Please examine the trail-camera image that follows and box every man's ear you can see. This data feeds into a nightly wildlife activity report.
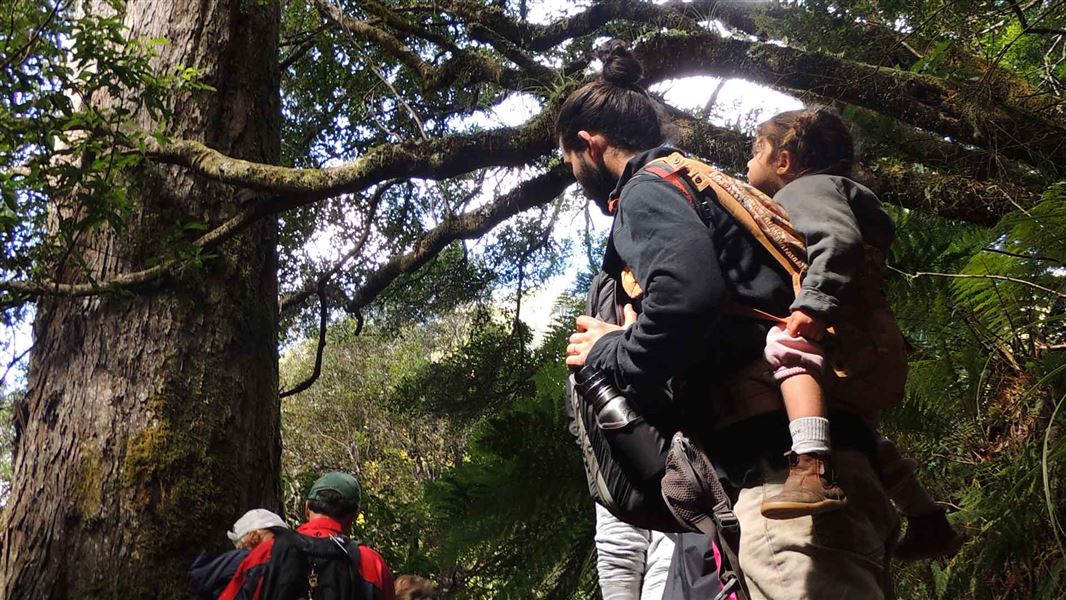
[774,149,793,176]
[577,130,606,162]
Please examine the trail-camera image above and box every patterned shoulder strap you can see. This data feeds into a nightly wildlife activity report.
[645,152,806,295]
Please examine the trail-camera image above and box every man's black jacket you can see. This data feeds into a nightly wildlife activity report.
[585,146,794,400]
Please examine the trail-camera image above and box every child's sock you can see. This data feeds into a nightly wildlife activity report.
[789,416,831,455]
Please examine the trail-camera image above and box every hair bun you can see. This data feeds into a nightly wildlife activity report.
[792,110,820,140]
[596,39,643,87]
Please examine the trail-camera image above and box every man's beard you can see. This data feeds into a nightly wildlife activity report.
[576,159,618,215]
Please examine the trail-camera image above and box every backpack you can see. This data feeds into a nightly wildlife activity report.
[566,273,749,600]
[257,532,372,600]
[566,272,683,532]
[642,152,908,415]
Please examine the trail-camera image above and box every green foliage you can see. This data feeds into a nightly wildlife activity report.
[0,0,214,298]
[391,308,535,420]
[0,388,18,507]
[365,243,499,335]
[424,395,597,599]
[883,184,1066,599]
[281,290,598,598]
[421,303,597,599]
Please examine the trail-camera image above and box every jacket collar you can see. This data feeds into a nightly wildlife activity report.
[298,515,344,536]
[607,145,682,213]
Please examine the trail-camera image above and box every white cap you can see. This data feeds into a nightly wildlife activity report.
[227,508,289,542]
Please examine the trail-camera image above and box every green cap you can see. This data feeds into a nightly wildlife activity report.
[308,471,361,508]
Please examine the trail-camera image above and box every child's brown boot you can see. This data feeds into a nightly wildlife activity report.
[893,509,964,560]
[761,452,848,520]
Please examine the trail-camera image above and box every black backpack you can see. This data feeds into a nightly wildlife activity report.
[565,272,683,532]
[566,271,749,600]
[257,532,373,600]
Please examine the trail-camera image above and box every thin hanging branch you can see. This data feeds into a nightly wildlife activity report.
[280,283,330,398]
[0,0,67,73]
[326,12,430,140]
[0,344,34,389]
[510,198,563,335]
[702,78,727,114]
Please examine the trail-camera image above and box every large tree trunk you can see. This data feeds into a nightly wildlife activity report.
[0,1,282,597]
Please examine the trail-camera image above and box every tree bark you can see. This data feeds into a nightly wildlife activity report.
[0,0,282,598]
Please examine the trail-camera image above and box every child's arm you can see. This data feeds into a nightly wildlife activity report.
[774,177,865,330]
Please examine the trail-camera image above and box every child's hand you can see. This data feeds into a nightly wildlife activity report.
[622,303,638,328]
[786,309,827,341]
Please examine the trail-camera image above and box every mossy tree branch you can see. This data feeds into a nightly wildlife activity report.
[670,108,1040,226]
[313,0,546,92]
[638,31,1066,176]
[141,111,556,207]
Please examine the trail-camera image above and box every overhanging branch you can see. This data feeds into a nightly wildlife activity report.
[141,111,556,209]
[279,283,330,398]
[638,31,1066,174]
[346,165,573,312]
[314,0,541,92]
[669,108,1039,226]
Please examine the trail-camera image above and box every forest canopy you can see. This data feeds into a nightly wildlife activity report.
[0,1,1064,598]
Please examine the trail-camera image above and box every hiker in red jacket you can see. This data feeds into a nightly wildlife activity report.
[219,472,395,600]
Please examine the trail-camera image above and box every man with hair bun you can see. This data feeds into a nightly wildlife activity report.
[560,39,897,599]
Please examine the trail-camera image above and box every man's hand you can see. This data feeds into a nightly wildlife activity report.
[786,309,827,341]
[566,304,637,367]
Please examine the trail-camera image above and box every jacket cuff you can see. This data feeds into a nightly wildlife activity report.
[790,287,840,320]
[586,329,625,372]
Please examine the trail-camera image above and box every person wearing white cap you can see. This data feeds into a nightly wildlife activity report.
[190,508,289,599]
[227,508,290,550]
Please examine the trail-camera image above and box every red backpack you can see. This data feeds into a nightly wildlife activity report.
[643,152,908,416]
